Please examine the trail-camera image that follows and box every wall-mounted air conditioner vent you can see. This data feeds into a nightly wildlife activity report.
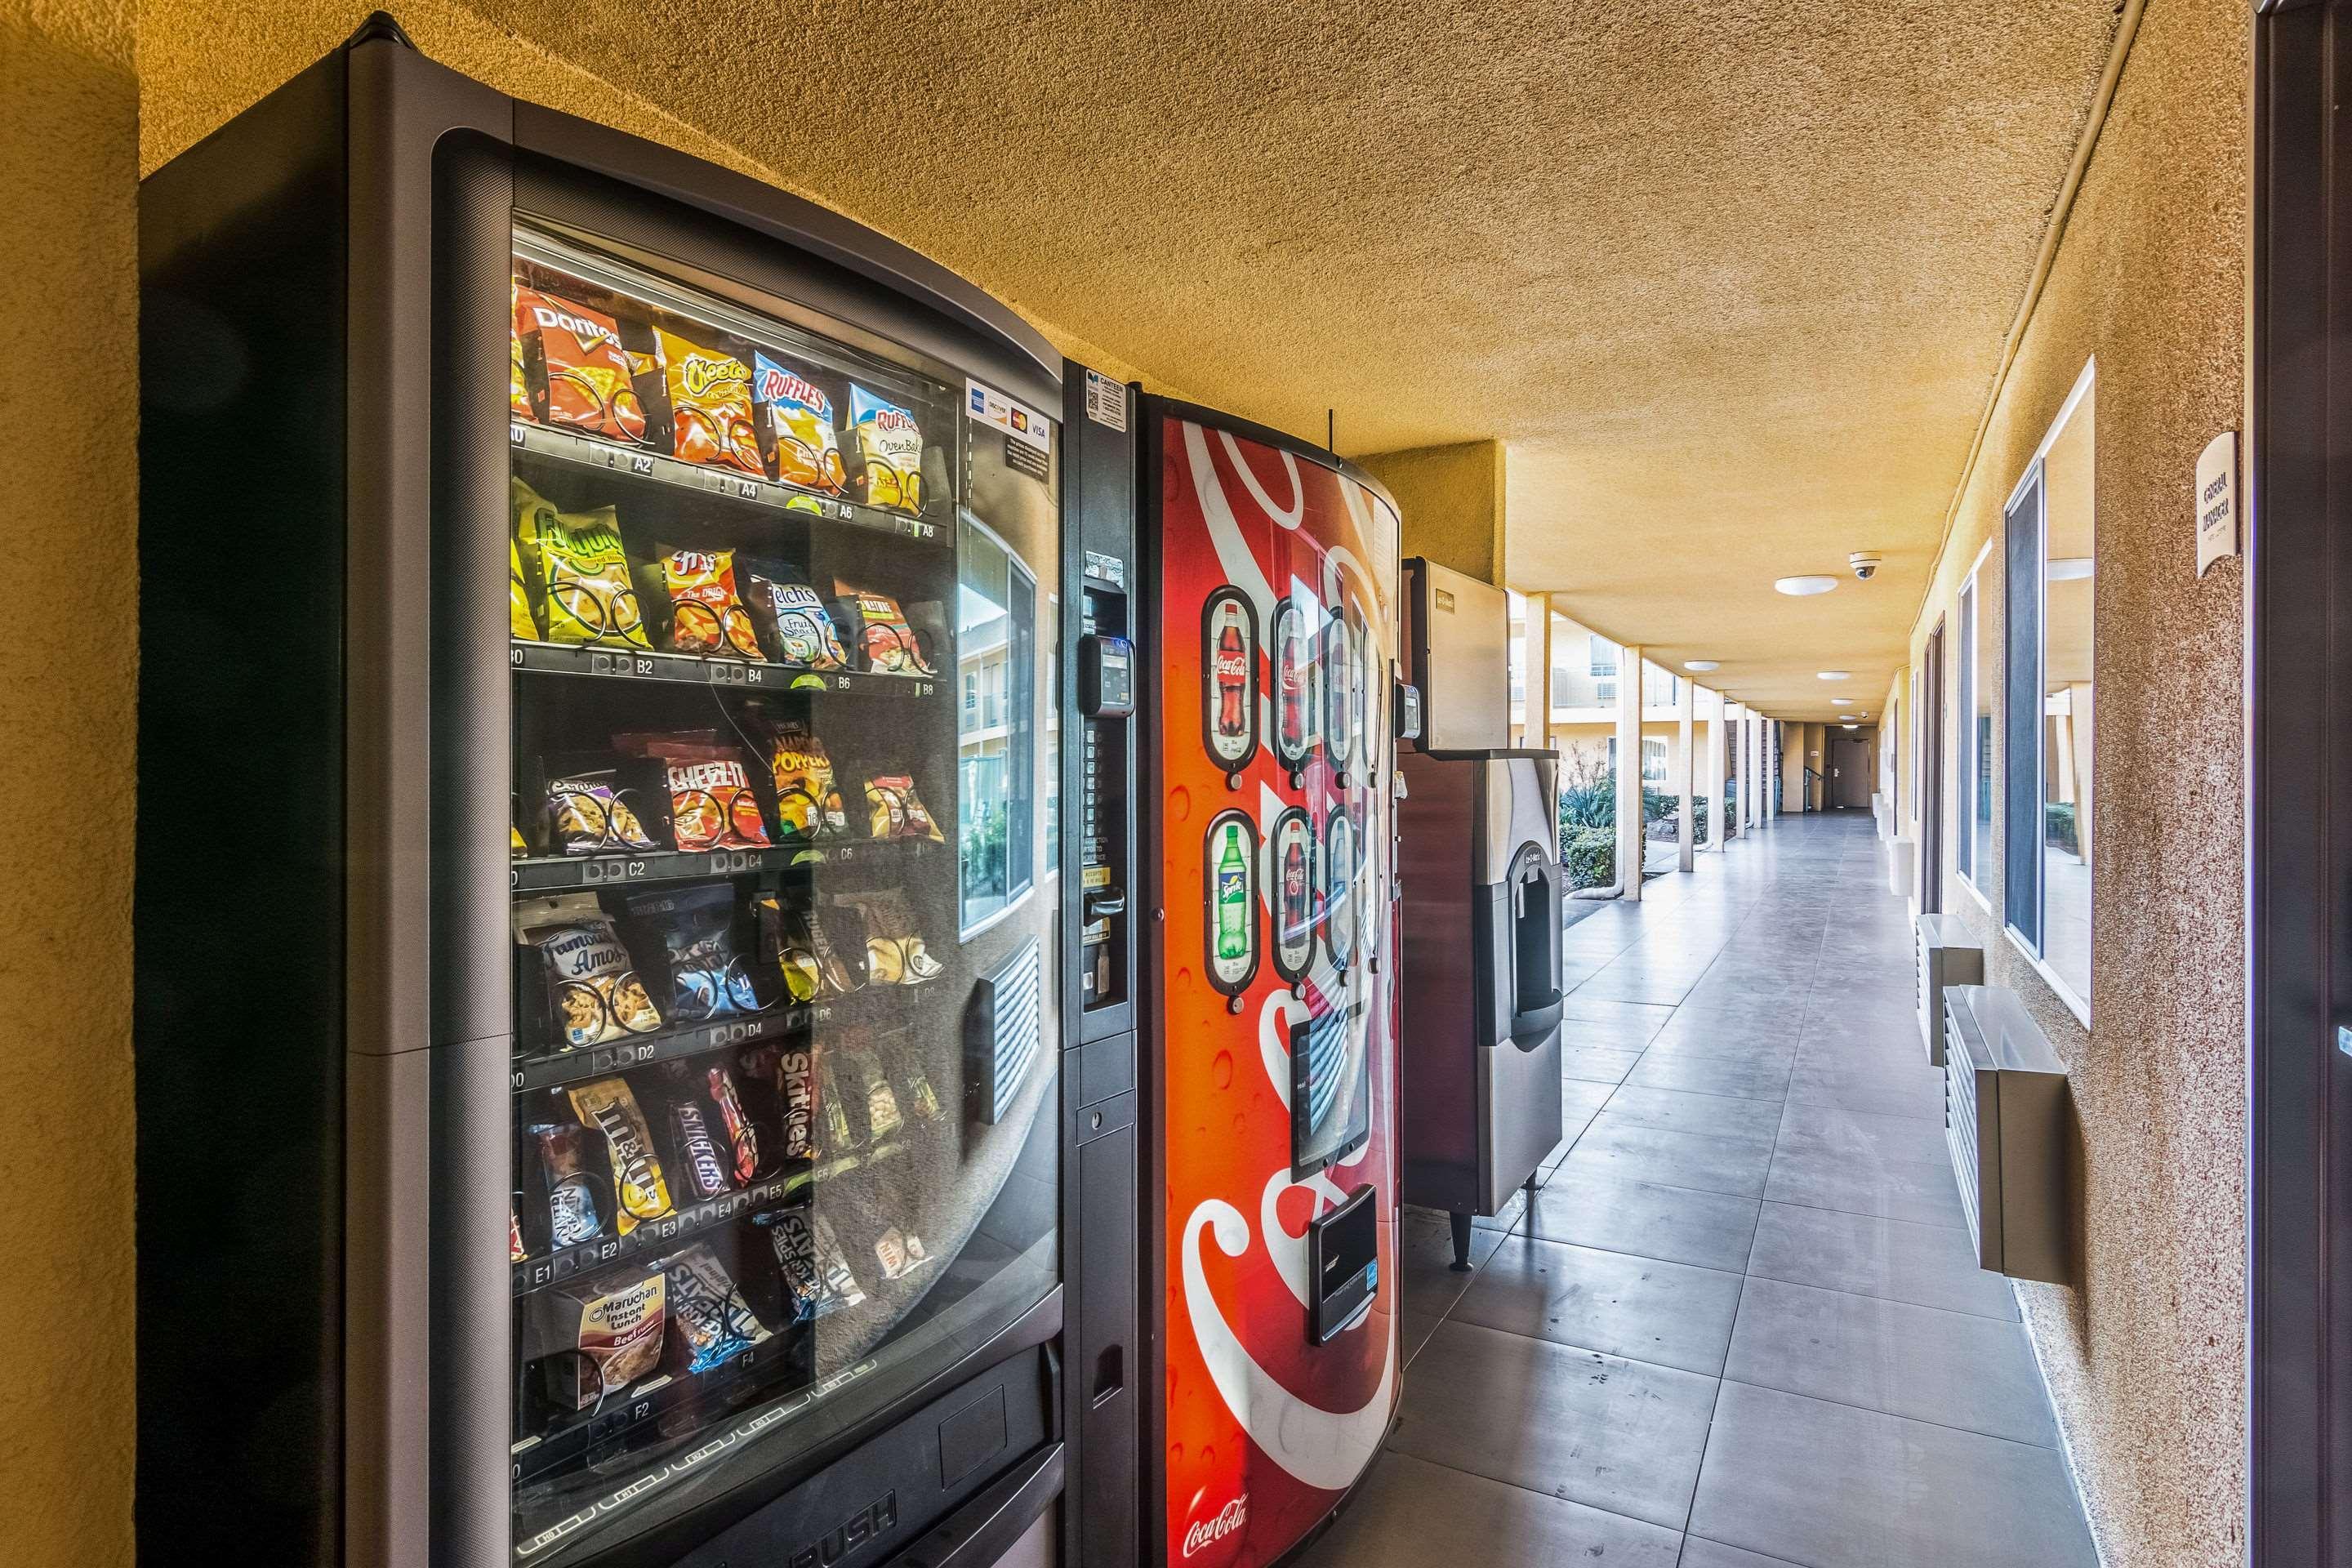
[1941,985,2068,1282]
[1915,914,1986,1067]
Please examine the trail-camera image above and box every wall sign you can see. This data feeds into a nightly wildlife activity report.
[2196,430,2238,577]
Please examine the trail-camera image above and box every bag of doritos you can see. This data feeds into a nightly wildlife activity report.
[654,546,766,661]
[754,354,846,494]
[510,276,537,421]
[514,285,648,444]
[849,385,924,514]
[654,327,763,475]
[514,478,649,649]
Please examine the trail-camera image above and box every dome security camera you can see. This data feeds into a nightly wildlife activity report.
[1849,551,1882,581]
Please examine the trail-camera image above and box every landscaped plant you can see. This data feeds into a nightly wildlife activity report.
[1561,825,1615,890]
[2045,802,2079,857]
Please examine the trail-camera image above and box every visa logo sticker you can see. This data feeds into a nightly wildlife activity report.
[967,377,1052,452]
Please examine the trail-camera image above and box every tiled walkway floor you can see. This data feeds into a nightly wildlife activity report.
[1301,810,2100,1568]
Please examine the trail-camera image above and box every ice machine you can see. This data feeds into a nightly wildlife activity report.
[1395,559,1565,1267]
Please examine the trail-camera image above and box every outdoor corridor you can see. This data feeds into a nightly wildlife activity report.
[1300,810,2100,1568]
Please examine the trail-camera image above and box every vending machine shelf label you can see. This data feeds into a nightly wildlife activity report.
[510,1005,822,1094]
[510,836,933,893]
[510,639,939,698]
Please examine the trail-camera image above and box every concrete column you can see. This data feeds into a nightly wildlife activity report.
[1617,643,1644,901]
[1766,720,1778,825]
[1703,688,1726,851]
[1722,701,1743,839]
[1526,594,1553,751]
[1677,672,1695,871]
[1748,713,1760,828]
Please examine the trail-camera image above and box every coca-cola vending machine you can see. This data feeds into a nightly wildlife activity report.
[1062,385,1405,1568]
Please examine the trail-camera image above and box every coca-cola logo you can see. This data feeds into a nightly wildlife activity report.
[1182,1495,1248,1558]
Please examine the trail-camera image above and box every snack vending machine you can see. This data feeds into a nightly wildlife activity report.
[1070,394,1405,1568]
[136,21,1129,1568]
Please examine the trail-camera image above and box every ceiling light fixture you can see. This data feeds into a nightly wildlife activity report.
[2048,557,2094,581]
[1816,670,1851,681]
[1775,576,1839,597]
[1684,659,1720,671]
[1842,722,1859,730]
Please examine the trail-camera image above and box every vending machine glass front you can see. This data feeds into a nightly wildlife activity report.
[501,223,1061,1563]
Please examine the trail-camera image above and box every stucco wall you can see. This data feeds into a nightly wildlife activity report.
[1357,439,1506,587]
[1900,1,2250,1561]
[2,3,139,1566]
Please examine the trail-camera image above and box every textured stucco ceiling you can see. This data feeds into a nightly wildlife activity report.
[149,0,2123,722]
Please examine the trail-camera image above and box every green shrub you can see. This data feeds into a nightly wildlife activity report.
[2045,802,2079,856]
[1561,826,1615,890]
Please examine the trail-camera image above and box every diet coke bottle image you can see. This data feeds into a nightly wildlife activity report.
[1202,587,1258,769]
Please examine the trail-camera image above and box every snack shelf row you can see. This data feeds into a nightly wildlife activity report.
[509,1321,825,1489]
[510,835,939,895]
[510,639,942,697]
[513,419,943,544]
[510,1138,906,1298]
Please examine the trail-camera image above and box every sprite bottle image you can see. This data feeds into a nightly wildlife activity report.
[1215,822,1250,962]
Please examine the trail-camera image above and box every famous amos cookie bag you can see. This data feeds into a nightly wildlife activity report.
[514,283,648,444]
[848,385,924,514]
[653,327,763,475]
[515,893,663,1049]
[753,354,845,494]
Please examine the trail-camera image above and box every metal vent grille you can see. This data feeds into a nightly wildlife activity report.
[1940,984,2069,1281]
[1917,914,1985,1067]
[969,936,1044,1125]
[1942,1004,1985,1254]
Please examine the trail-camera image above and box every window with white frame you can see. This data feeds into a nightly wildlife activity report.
[1956,563,1993,897]
[2002,361,2095,1020]
[1642,735,1668,785]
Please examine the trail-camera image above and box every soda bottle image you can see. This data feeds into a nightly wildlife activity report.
[1215,822,1250,961]
[1214,610,1248,742]
[1281,832,1310,941]
[1277,603,1308,759]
